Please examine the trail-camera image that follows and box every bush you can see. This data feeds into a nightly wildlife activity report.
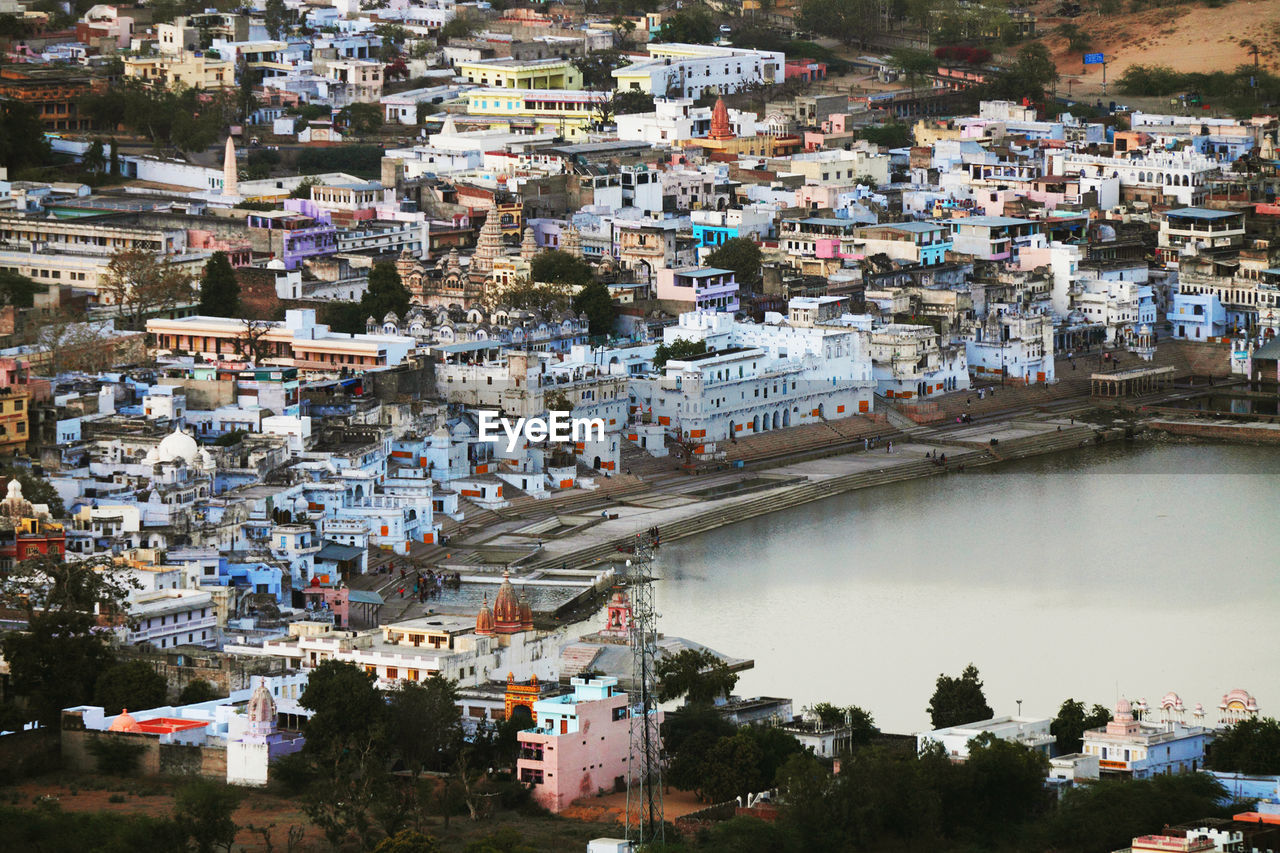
[86,737,146,776]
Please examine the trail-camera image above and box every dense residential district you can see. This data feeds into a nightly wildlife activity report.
[1,0,1280,850]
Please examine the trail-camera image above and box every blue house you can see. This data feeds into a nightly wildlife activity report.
[1170,293,1227,341]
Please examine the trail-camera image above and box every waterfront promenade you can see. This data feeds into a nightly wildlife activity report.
[352,341,1250,618]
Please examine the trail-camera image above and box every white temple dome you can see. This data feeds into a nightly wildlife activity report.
[155,428,200,465]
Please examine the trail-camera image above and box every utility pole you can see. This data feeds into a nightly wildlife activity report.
[625,536,664,848]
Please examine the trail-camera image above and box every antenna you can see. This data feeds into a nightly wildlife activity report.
[625,533,664,847]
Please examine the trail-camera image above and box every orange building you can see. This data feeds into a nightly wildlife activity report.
[0,66,104,132]
[0,358,33,455]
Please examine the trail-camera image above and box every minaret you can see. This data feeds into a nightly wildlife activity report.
[470,211,504,280]
[222,136,238,197]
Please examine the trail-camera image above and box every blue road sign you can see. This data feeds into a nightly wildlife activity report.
[1084,53,1105,65]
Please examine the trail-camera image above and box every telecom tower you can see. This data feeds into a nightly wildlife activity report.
[625,534,664,848]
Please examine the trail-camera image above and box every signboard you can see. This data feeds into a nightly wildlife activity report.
[1084,53,1105,65]
[1098,759,1128,769]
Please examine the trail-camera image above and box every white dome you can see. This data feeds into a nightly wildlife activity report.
[267,259,286,270]
[156,428,200,465]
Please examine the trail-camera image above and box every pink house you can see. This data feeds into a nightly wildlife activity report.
[516,676,661,813]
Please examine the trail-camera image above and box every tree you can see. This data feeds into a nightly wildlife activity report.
[83,139,107,174]
[233,319,275,364]
[173,779,243,853]
[926,663,993,729]
[573,280,617,338]
[290,175,321,199]
[299,660,388,850]
[891,48,936,95]
[198,252,240,318]
[0,552,137,621]
[94,660,168,716]
[1047,773,1230,853]
[489,277,573,314]
[179,679,220,704]
[963,733,1050,834]
[808,703,879,751]
[699,729,766,803]
[1051,698,1112,754]
[101,249,194,328]
[859,123,912,149]
[340,102,384,136]
[989,42,1059,103]
[609,15,636,49]
[263,0,289,40]
[439,16,476,43]
[657,648,738,706]
[530,249,593,287]
[388,676,463,776]
[0,469,64,518]
[1207,717,1280,775]
[364,261,411,320]
[0,100,51,176]
[704,237,763,292]
[1058,22,1091,53]
[657,8,716,44]
[0,270,38,309]
[653,337,707,369]
[2,610,117,725]
[798,0,879,49]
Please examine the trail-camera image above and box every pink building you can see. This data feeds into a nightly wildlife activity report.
[654,267,739,313]
[516,676,661,813]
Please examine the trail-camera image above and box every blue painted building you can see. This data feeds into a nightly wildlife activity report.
[1170,293,1227,341]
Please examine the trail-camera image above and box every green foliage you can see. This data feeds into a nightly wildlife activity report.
[263,0,290,40]
[1208,717,1280,775]
[1058,22,1092,52]
[986,42,1059,103]
[178,679,220,704]
[926,663,993,729]
[657,648,739,706]
[530,250,594,287]
[213,429,247,447]
[1117,64,1280,117]
[2,611,116,726]
[573,280,618,338]
[701,816,798,853]
[295,145,383,178]
[798,0,880,48]
[198,252,240,318]
[79,80,238,153]
[439,16,477,43]
[290,176,321,199]
[704,237,763,292]
[653,337,707,369]
[494,704,533,770]
[1,469,64,517]
[94,660,168,716]
[86,736,147,776]
[1045,773,1231,853]
[1051,698,1112,753]
[0,802,186,851]
[388,675,463,775]
[574,50,624,90]
[809,703,880,750]
[340,102,384,136]
[373,829,442,853]
[0,101,52,175]
[173,779,243,853]
[657,8,716,44]
[700,729,766,802]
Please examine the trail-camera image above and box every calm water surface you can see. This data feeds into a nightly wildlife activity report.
[652,442,1280,733]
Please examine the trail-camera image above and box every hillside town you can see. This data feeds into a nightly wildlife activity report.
[1,0,1280,850]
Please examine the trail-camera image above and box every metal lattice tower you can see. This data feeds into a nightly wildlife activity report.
[625,535,664,848]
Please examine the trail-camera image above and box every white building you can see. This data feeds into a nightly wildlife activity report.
[612,43,784,100]
[965,311,1056,385]
[917,715,1056,762]
[615,97,763,145]
[124,588,218,650]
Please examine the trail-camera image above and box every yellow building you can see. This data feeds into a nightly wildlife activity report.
[122,51,234,90]
[464,88,607,141]
[455,57,582,90]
